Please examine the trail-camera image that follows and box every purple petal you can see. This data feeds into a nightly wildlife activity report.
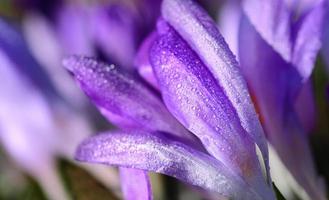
[161,0,271,185]
[76,130,265,200]
[63,55,197,145]
[272,112,327,200]
[89,4,137,69]
[150,21,274,200]
[239,16,301,134]
[0,50,57,177]
[242,0,292,62]
[119,168,152,200]
[239,16,326,200]
[217,0,241,58]
[55,3,94,56]
[135,31,159,89]
[292,0,326,81]
[294,81,316,133]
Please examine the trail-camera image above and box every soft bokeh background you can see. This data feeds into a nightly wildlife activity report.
[0,0,328,199]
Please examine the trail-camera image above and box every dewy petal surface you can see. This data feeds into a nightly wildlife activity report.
[63,55,196,144]
[75,131,264,200]
[119,168,152,200]
[161,0,271,185]
[150,21,274,200]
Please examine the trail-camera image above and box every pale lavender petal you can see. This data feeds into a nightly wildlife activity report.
[239,15,301,132]
[89,4,137,69]
[76,131,264,200]
[55,3,94,56]
[242,0,292,62]
[0,52,61,195]
[135,31,159,89]
[239,16,326,200]
[63,55,197,145]
[150,22,274,200]
[161,0,271,185]
[120,168,152,200]
[292,0,326,81]
[294,81,316,133]
[22,13,88,108]
[217,0,241,58]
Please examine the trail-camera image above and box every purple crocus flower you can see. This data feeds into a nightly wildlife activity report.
[237,0,327,199]
[64,0,276,199]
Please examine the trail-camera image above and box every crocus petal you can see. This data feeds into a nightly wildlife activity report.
[161,0,271,185]
[135,31,159,89]
[217,0,241,58]
[273,112,326,200]
[242,0,292,62]
[89,4,137,69]
[63,55,197,145]
[292,0,326,81]
[294,81,316,133]
[239,16,326,200]
[120,168,152,200]
[76,131,265,200]
[239,15,301,133]
[150,21,274,200]
[55,3,94,56]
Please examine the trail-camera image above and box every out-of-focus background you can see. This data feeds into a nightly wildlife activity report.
[0,0,328,200]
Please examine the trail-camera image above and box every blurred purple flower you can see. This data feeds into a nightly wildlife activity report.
[64,0,276,199]
[0,17,121,200]
[233,0,327,199]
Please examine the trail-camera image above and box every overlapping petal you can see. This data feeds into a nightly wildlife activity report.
[292,0,326,81]
[294,82,316,133]
[55,3,94,56]
[150,21,273,200]
[63,55,197,144]
[89,4,137,68]
[243,0,326,83]
[135,31,159,89]
[160,0,271,183]
[218,0,242,58]
[242,0,292,62]
[75,130,264,200]
[119,168,152,200]
[239,15,326,200]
